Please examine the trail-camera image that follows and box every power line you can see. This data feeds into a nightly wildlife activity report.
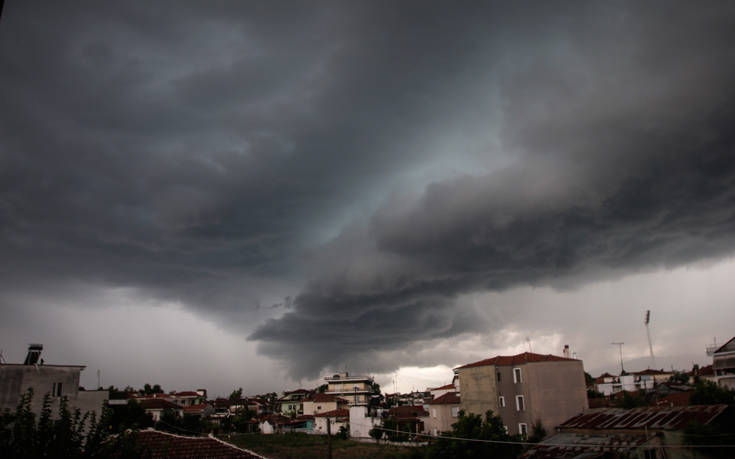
[369,425,735,449]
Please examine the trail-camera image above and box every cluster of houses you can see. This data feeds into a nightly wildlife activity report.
[2,336,734,458]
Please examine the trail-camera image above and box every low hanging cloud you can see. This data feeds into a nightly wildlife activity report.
[2,2,735,382]
[251,3,735,377]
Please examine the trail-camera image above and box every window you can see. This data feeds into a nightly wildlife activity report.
[451,407,459,417]
[513,368,522,383]
[518,423,528,438]
[515,395,525,411]
[497,371,502,382]
[498,396,505,408]
[52,382,62,397]
[503,425,509,434]
[317,405,322,410]
[432,408,437,418]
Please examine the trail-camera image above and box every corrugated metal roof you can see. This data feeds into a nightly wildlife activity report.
[560,405,727,431]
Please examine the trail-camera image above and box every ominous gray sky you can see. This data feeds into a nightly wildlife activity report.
[2,1,735,396]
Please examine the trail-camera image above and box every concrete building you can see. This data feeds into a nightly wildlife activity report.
[428,383,455,400]
[709,336,735,389]
[424,392,460,436]
[314,408,349,435]
[278,389,310,416]
[348,405,382,439]
[455,351,588,437]
[0,344,108,420]
[302,393,348,416]
[323,372,374,406]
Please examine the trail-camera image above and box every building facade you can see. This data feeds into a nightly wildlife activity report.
[710,336,735,389]
[323,372,374,406]
[0,345,108,420]
[456,352,588,437]
[424,392,460,436]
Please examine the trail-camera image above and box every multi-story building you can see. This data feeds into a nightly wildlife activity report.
[709,336,735,389]
[455,351,588,437]
[0,344,108,420]
[278,389,310,416]
[323,372,374,406]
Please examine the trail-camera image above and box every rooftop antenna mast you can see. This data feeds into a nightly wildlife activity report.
[611,342,625,374]
[644,310,655,369]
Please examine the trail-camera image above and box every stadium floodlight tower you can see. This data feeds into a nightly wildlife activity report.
[645,310,655,369]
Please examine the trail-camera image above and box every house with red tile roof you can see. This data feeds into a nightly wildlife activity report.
[302,393,348,416]
[137,399,183,422]
[128,429,265,458]
[428,383,455,399]
[425,392,461,436]
[455,351,587,437]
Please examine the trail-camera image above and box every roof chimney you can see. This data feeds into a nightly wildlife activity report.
[563,344,570,359]
[24,343,43,365]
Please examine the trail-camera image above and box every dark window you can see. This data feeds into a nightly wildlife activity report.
[497,372,501,382]
[52,382,62,397]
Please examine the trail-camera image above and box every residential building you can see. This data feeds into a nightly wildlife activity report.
[314,408,349,434]
[323,372,374,406]
[278,389,310,416]
[428,383,455,400]
[302,393,348,416]
[424,392,461,436]
[138,398,183,422]
[523,404,729,459]
[348,405,383,439]
[594,370,668,396]
[170,390,207,407]
[709,336,735,389]
[388,405,429,435]
[455,351,588,436]
[0,344,108,420]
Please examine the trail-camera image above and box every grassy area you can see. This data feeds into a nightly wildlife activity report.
[221,432,422,459]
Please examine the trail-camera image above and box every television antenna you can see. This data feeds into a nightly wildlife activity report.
[611,342,625,373]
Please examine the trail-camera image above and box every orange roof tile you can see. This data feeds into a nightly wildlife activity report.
[457,352,577,369]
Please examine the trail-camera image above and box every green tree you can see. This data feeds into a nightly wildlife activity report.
[229,388,244,400]
[528,419,547,443]
[425,410,522,459]
[690,381,735,405]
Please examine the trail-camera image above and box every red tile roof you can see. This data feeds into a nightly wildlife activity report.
[138,399,182,410]
[389,406,429,419]
[655,392,691,407]
[174,391,201,397]
[632,369,670,376]
[427,392,460,405]
[183,403,210,413]
[314,408,349,418]
[428,383,455,391]
[560,405,727,431]
[457,352,578,369]
[130,430,263,458]
[305,393,348,403]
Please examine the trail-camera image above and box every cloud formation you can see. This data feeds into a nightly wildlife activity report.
[1,2,735,380]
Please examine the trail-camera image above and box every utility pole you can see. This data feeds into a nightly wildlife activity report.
[326,418,332,459]
[611,342,625,373]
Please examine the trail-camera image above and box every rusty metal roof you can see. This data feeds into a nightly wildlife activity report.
[560,405,727,431]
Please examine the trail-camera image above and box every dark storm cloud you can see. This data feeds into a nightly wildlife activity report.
[2,2,735,378]
[251,2,735,376]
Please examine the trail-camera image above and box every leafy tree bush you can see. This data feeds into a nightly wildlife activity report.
[0,388,148,458]
[528,419,547,443]
[425,410,522,459]
[229,388,243,400]
[690,381,735,405]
